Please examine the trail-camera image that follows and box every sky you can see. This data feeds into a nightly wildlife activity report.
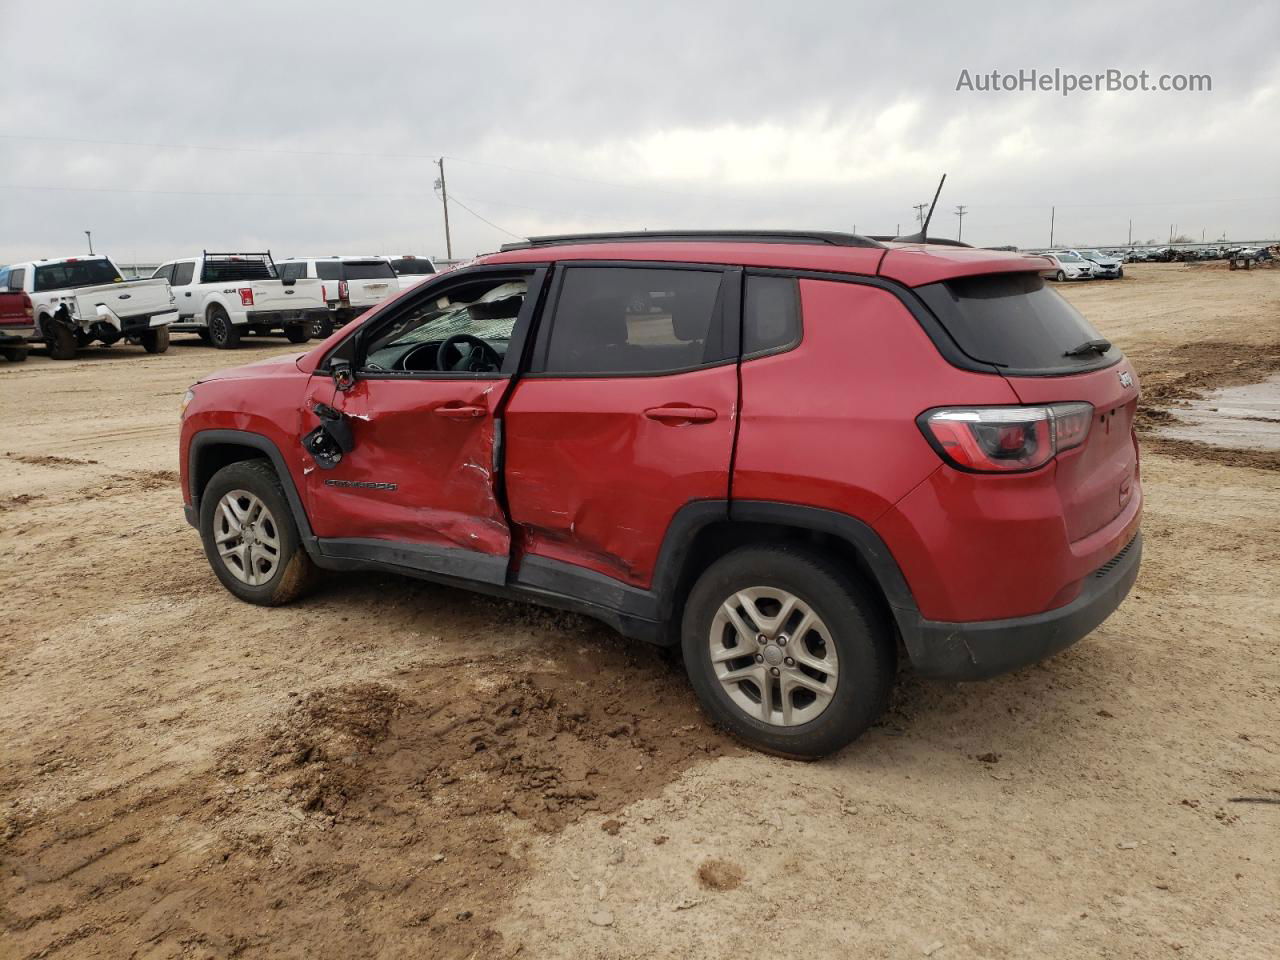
[1,0,1276,264]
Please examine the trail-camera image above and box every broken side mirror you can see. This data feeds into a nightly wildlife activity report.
[302,401,355,470]
[331,359,355,392]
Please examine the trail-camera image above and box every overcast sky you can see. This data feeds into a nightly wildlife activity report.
[1,0,1276,264]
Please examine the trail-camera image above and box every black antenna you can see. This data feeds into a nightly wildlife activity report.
[894,174,947,243]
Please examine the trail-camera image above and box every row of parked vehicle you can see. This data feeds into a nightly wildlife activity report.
[0,252,438,361]
[1026,249,1125,282]
[1122,244,1274,264]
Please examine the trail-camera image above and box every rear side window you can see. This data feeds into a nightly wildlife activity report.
[33,259,123,291]
[916,272,1120,375]
[151,264,175,284]
[537,267,727,375]
[315,261,343,281]
[5,267,24,292]
[278,262,306,283]
[743,275,801,355]
[342,259,396,280]
[172,262,195,286]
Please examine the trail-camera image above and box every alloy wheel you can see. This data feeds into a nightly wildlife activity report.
[213,489,281,585]
[708,587,839,726]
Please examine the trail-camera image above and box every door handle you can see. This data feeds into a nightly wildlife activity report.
[644,405,717,424]
[433,403,487,420]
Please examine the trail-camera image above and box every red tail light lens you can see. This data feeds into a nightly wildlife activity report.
[338,280,349,301]
[22,294,33,318]
[919,403,1093,473]
[238,288,254,306]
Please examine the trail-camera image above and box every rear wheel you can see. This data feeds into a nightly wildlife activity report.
[311,316,335,339]
[197,328,213,345]
[681,546,895,758]
[284,324,312,344]
[1055,270,1066,282]
[207,306,240,349]
[198,459,318,605]
[46,319,77,360]
[141,326,170,354]
[1,347,28,362]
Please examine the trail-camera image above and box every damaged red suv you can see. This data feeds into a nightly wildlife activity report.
[179,231,1142,757]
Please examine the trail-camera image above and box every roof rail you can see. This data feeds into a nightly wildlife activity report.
[499,230,885,252]
[869,235,974,249]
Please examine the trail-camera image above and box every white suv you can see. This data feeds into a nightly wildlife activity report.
[383,254,438,290]
[275,256,400,336]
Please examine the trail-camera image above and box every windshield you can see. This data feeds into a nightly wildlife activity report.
[32,258,123,291]
[1080,250,1105,258]
[1057,252,1083,262]
[391,258,436,276]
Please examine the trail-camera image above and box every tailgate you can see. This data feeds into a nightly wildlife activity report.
[346,276,396,306]
[75,279,173,319]
[1004,360,1141,543]
[252,278,324,310]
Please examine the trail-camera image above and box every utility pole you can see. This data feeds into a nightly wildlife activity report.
[1049,206,1055,248]
[1127,219,1132,247]
[434,158,453,260]
[84,230,93,255]
[954,204,967,242]
[913,203,928,227]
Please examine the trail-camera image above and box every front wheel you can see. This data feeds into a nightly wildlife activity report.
[681,546,895,758]
[198,459,318,606]
[1055,270,1066,282]
[207,306,241,349]
[141,326,170,354]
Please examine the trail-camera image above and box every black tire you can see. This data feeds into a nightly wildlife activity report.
[46,319,77,360]
[1117,267,1124,279]
[207,306,241,349]
[198,459,318,606]
[1,347,28,362]
[197,328,213,345]
[1055,270,1066,282]
[311,316,335,339]
[284,324,312,344]
[680,546,895,759]
[141,326,170,354]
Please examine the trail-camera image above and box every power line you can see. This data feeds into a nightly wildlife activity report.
[447,193,523,240]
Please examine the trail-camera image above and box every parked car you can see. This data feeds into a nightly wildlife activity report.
[1075,249,1123,279]
[276,257,401,336]
[1034,251,1094,281]
[155,252,329,348]
[178,229,1142,758]
[384,254,439,290]
[2,256,176,359]
[0,270,34,361]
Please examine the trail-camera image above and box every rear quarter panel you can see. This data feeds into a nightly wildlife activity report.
[733,278,1019,522]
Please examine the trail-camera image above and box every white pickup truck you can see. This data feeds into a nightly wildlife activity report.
[154,252,331,348]
[2,256,177,359]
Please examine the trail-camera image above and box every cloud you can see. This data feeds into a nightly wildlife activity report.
[0,0,1276,261]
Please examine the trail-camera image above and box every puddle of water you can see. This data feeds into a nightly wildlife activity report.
[1158,374,1280,451]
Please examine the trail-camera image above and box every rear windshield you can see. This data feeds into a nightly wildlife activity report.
[33,259,123,291]
[916,272,1121,375]
[391,258,436,276]
[201,257,275,283]
[341,260,396,280]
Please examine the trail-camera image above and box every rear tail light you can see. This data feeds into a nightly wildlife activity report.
[918,403,1093,473]
[338,280,349,302]
[22,294,33,318]
[239,288,254,307]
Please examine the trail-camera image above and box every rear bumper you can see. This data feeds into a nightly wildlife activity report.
[904,531,1141,680]
[245,308,329,326]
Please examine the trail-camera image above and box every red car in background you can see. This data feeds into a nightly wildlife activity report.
[178,230,1142,757]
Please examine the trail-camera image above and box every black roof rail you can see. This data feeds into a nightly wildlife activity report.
[499,230,886,252]
[869,235,974,248]
[202,250,275,260]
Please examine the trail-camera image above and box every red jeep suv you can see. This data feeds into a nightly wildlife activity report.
[179,231,1142,757]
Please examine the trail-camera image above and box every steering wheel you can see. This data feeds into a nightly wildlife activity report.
[436,333,502,372]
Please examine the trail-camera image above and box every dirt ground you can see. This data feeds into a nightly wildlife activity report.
[2,263,1278,959]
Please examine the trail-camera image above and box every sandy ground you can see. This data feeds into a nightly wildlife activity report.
[2,263,1278,959]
